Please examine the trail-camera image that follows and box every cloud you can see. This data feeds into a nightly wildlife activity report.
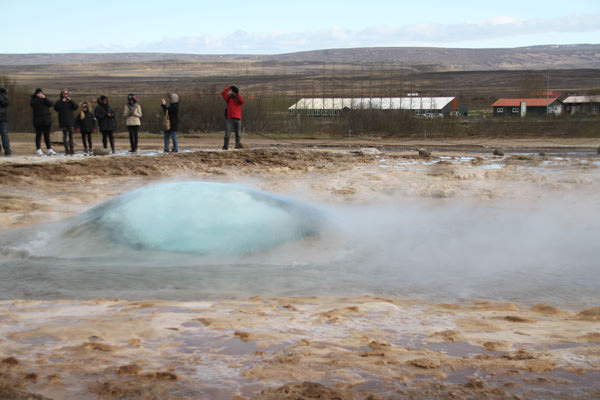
[77,14,600,54]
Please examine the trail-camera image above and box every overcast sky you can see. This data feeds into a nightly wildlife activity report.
[2,0,599,54]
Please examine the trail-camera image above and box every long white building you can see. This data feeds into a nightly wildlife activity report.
[288,97,467,117]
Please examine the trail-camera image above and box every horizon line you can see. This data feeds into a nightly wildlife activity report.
[1,43,597,56]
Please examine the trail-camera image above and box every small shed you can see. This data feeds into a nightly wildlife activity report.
[562,96,600,114]
[491,98,563,117]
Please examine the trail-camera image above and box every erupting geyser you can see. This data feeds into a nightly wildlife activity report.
[68,182,324,255]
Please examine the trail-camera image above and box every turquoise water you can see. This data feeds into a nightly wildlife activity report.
[62,181,323,255]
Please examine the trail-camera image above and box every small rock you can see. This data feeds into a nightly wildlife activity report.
[493,148,504,156]
[117,364,142,377]
[234,331,251,341]
[483,341,503,351]
[574,307,600,321]
[503,315,535,323]
[93,148,110,156]
[531,304,561,315]
[1,356,19,366]
[418,148,432,157]
[465,378,485,389]
[501,348,537,360]
[142,371,178,381]
[408,357,440,369]
[252,381,350,400]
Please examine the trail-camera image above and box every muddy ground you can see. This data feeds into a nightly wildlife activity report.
[1,135,600,399]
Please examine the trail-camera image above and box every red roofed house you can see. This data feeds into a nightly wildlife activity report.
[535,90,565,98]
[492,98,563,117]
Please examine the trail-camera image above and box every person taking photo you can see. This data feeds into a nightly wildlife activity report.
[221,85,245,150]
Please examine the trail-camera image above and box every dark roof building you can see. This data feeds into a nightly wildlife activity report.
[491,98,563,117]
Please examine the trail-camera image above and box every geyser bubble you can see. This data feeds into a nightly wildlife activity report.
[69,182,324,255]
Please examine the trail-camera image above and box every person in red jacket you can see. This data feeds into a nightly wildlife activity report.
[221,85,245,150]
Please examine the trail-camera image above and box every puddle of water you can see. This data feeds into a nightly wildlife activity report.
[217,338,259,356]
[18,335,60,345]
[425,341,491,357]
[474,163,503,170]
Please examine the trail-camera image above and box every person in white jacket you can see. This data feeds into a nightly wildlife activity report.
[124,93,142,153]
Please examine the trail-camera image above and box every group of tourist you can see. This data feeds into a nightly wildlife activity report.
[0,85,244,157]
[28,89,178,156]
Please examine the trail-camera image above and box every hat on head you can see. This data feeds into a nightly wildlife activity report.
[170,93,179,103]
[128,93,136,102]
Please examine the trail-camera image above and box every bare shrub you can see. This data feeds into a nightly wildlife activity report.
[1,75,33,132]
[339,109,421,137]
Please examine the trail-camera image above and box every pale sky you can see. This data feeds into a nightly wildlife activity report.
[1,0,599,54]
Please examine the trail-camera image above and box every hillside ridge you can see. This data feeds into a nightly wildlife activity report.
[1,44,599,70]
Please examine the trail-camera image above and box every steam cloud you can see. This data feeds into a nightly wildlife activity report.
[0,184,598,307]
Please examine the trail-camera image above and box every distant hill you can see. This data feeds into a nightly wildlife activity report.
[0,44,599,71]
[273,45,600,70]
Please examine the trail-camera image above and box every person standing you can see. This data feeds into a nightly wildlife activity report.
[221,85,245,150]
[30,88,56,156]
[94,95,116,153]
[124,93,142,153]
[161,93,179,153]
[53,89,78,155]
[0,87,10,156]
[76,100,96,155]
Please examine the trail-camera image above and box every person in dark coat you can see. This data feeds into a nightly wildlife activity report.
[0,87,10,156]
[53,88,78,155]
[161,93,179,153]
[94,95,116,153]
[76,100,97,155]
[30,88,56,156]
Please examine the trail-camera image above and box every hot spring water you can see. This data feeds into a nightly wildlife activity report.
[1,182,599,308]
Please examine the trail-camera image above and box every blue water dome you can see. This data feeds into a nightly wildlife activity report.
[73,182,324,255]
